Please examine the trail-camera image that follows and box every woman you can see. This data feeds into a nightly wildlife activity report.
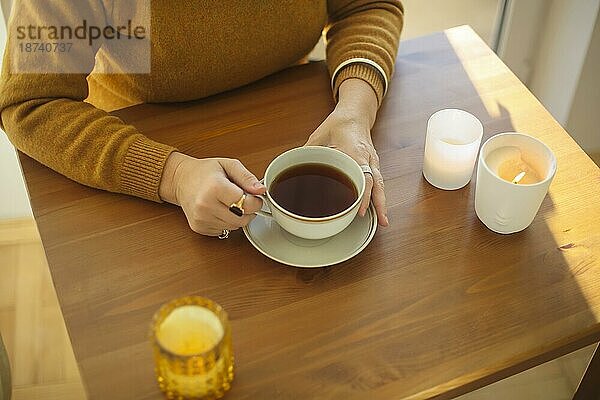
[0,1,403,237]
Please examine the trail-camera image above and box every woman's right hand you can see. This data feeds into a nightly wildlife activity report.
[159,152,266,236]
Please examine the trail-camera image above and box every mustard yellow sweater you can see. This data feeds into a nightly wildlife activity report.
[0,1,403,202]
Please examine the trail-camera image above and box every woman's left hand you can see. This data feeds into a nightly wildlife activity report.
[305,78,389,227]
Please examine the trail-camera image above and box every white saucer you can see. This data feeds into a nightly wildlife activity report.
[243,205,377,268]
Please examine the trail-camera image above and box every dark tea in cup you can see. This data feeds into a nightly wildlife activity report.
[269,163,358,218]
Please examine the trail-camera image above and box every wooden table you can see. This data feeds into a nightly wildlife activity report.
[19,26,600,399]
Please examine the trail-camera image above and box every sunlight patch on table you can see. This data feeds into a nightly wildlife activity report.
[445,27,505,119]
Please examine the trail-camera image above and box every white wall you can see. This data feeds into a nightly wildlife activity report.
[566,13,600,153]
[0,4,33,219]
[496,0,548,83]
[527,0,600,125]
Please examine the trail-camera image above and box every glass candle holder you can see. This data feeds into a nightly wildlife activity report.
[150,296,234,400]
[423,109,484,190]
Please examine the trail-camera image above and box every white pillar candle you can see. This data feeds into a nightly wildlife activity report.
[423,109,484,190]
[475,132,557,234]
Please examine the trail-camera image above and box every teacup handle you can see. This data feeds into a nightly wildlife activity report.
[253,194,273,218]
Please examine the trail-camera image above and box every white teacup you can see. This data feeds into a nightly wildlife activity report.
[256,146,365,240]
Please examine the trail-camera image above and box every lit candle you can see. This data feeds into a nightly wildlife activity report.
[485,145,543,184]
[151,297,234,400]
[511,171,527,184]
[157,305,224,355]
[423,109,484,190]
[475,133,557,234]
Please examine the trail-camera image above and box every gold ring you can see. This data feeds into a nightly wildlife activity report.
[229,193,246,217]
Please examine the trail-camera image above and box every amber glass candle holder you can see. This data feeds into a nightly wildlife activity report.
[150,296,234,400]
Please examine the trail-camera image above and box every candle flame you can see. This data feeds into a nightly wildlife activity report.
[512,171,526,184]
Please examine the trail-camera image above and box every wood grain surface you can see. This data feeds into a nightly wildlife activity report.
[18,26,600,399]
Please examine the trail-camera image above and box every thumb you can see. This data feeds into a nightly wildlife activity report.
[219,159,266,195]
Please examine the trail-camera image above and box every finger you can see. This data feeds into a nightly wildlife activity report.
[371,167,389,227]
[207,228,225,237]
[219,159,266,195]
[207,222,239,237]
[359,172,373,217]
[213,215,240,231]
[215,206,257,229]
[185,208,232,236]
[214,177,245,208]
[349,152,372,218]
[216,187,262,217]
[240,194,263,215]
[190,225,223,237]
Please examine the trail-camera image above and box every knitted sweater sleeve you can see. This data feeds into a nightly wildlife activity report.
[326,0,404,106]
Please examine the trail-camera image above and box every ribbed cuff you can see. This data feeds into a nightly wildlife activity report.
[333,63,386,106]
[120,136,177,202]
